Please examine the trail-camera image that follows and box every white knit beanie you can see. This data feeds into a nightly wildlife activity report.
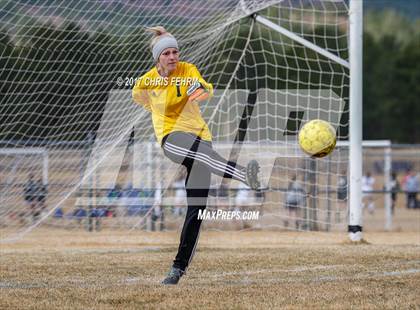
[152,35,179,62]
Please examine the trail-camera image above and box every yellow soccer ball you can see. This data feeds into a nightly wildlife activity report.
[298,119,336,158]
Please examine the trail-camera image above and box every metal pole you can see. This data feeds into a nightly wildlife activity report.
[309,158,318,231]
[87,132,94,232]
[384,147,392,230]
[255,15,349,68]
[147,142,152,189]
[42,150,48,186]
[326,157,332,231]
[348,0,363,242]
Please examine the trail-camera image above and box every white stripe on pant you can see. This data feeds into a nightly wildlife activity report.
[162,131,246,271]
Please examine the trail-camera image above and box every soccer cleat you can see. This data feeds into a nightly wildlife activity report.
[246,160,261,190]
[162,267,185,285]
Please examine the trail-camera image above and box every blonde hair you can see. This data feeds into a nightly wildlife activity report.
[147,26,174,49]
[147,26,179,62]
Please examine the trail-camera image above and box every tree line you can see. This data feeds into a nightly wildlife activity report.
[0,9,418,144]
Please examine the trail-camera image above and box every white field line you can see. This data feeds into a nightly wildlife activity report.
[0,247,167,255]
[1,268,419,289]
[1,261,419,289]
[207,264,344,278]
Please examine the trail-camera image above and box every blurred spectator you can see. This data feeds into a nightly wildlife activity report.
[390,172,400,215]
[234,182,251,211]
[362,171,375,214]
[151,182,164,231]
[255,188,265,217]
[284,175,306,230]
[401,168,411,189]
[89,207,102,231]
[172,174,186,216]
[23,174,37,220]
[123,183,142,216]
[35,178,47,214]
[404,170,419,209]
[336,170,348,223]
[107,184,123,217]
[73,207,87,226]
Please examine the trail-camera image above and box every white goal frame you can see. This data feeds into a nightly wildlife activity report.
[348,0,364,241]
[255,0,364,241]
[0,0,364,240]
[337,140,392,232]
[0,147,49,185]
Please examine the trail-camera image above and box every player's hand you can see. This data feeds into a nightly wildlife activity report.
[187,81,209,103]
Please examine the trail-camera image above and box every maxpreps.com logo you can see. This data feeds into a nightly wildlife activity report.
[197,209,260,221]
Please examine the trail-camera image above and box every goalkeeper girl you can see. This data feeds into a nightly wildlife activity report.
[132,26,260,285]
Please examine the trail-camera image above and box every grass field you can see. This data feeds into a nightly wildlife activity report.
[1,229,419,309]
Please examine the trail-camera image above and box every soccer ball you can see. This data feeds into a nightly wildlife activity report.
[298,119,336,158]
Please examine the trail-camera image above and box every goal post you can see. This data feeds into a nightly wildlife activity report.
[253,0,364,240]
[0,0,364,239]
[348,0,364,242]
[337,140,393,232]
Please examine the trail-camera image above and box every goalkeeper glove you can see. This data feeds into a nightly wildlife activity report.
[187,81,209,103]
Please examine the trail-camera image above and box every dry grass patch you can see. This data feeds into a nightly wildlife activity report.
[1,230,419,309]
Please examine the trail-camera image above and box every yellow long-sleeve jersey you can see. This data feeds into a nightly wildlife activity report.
[132,62,213,144]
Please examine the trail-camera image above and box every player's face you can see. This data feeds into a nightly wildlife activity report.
[159,48,179,72]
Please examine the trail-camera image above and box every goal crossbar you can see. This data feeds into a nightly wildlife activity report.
[255,15,350,68]
[0,147,49,185]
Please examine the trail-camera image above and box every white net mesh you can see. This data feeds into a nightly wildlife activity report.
[0,0,351,240]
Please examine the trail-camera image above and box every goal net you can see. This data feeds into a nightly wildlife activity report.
[0,0,351,240]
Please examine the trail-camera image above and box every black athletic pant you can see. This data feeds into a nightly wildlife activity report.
[162,131,247,271]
